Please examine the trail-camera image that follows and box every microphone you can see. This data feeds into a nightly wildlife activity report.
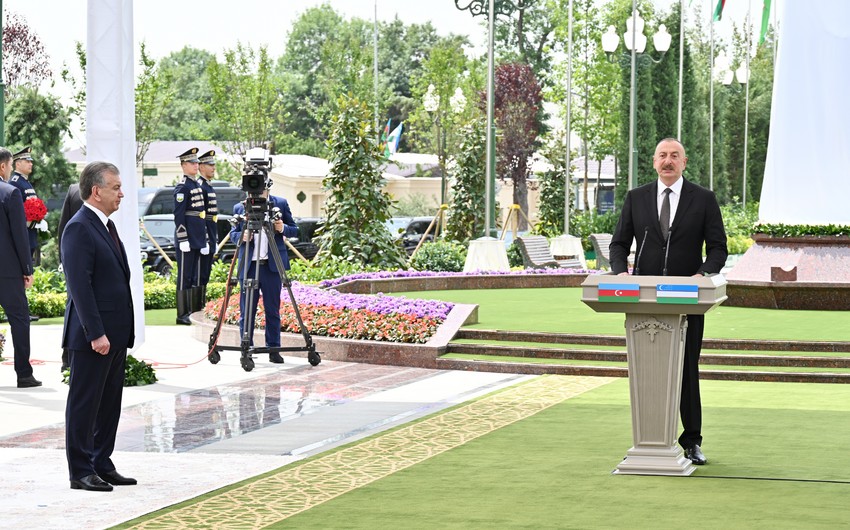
[633,227,649,275]
[662,227,673,276]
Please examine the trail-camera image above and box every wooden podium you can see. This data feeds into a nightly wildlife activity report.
[581,274,727,476]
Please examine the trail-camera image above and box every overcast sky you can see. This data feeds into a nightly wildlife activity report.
[6,0,774,81]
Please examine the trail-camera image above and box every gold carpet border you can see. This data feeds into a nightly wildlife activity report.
[127,375,613,530]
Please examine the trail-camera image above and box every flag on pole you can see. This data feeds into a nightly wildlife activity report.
[379,119,391,150]
[385,122,403,157]
[759,0,773,45]
[713,0,726,21]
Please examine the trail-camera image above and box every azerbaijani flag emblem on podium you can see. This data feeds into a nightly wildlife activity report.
[656,284,699,304]
[598,283,640,303]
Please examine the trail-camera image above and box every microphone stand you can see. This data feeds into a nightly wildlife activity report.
[662,228,673,276]
[633,227,649,275]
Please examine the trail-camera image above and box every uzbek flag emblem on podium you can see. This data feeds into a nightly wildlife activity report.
[598,283,640,303]
[656,284,699,304]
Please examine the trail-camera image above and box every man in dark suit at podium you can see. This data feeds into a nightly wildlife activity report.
[610,138,727,466]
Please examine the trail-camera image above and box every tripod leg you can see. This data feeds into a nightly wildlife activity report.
[264,223,321,366]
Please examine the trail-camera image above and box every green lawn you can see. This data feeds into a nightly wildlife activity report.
[398,287,850,342]
[32,308,176,326]
[277,379,850,529]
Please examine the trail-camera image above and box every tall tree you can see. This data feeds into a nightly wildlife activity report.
[154,46,218,140]
[322,94,406,269]
[135,43,175,164]
[1,11,51,92]
[494,0,560,87]
[446,116,487,243]
[494,62,543,230]
[206,44,284,168]
[5,86,76,193]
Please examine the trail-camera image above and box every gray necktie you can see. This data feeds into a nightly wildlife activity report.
[659,188,672,240]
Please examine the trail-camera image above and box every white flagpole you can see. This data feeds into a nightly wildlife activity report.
[87,0,145,348]
[677,0,684,139]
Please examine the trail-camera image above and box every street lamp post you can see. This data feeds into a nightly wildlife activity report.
[454,0,520,237]
[601,6,671,191]
[719,53,751,207]
[423,84,466,206]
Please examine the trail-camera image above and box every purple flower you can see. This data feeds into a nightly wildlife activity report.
[287,282,454,320]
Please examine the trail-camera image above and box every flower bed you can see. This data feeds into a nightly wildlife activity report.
[318,267,594,289]
[203,282,452,344]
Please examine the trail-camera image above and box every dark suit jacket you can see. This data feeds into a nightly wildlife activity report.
[230,196,299,272]
[610,178,727,276]
[61,206,135,351]
[0,182,33,278]
[57,184,83,261]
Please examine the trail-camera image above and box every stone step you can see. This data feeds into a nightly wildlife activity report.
[455,329,850,353]
[437,356,850,384]
[446,343,850,369]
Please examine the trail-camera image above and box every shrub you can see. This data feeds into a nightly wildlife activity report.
[288,256,377,284]
[409,240,467,272]
[62,354,157,386]
[209,260,233,283]
[727,235,754,255]
[28,292,67,318]
[506,241,523,268]
[206,282,234,302]
[144,281,176,309]
[31,267,66,294]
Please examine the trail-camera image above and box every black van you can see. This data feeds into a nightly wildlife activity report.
[138,183,246,216]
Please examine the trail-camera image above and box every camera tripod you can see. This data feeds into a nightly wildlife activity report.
[207,203,321,371]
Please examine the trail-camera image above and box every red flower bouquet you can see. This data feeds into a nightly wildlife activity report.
[24,197,47,229]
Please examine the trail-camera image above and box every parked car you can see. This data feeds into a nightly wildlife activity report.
[142,213,323,267]
[139,230,176,277]
[386,216,436,255]
[138,184,246,217]
[289,217,323,261]
[142,213,238,264]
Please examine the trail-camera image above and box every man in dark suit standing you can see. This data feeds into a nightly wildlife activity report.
[58,183,84,371]
[61,161,136,492]
[229,188,299,364]
[0,147,41,388]
[610,138,727,466]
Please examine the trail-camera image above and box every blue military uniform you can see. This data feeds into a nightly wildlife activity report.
[9,147,40,256]
[197,150,219,291]
[173,147,207,324]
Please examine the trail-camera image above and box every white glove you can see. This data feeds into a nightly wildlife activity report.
[200,244,210,255]
[179,241,190,252]
[36,220,49,232]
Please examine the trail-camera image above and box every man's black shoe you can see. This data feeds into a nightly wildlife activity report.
[176,315,191,325]
[70,474,113,492]
[17,375,42,388]
[269,352,284,364]
[98,469,137,486]
[684,445,707,465]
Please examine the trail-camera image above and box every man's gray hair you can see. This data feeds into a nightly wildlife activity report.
[80,161,120,200]
[0,147,11,164]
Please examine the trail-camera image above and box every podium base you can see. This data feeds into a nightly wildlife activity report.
[614,445,695,476]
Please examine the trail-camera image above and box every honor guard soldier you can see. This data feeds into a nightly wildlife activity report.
[10,147,40,260]
[173,147,209,325]
[197,149,218,304]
